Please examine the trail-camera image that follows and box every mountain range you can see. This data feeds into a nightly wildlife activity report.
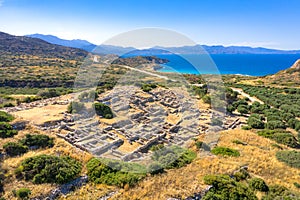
[0,32,87,60]
[27,33,300,55]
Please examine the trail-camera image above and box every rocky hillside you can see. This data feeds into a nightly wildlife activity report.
[264,59,300,86]
[0,31,88,60]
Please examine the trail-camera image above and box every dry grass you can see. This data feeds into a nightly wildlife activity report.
[12,104,67,125]
[0,125,94,200]
[59,184,115,200]
[109,129,300,200]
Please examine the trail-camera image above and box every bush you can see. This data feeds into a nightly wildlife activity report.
[237,105,249,115]
[249,178,269,192]
[232,168,250,181]
[211,118,223,126]
[257,129,299,148]
[202,95,211,104]
[247,116,264,129]
[67,101,85,114]
[141,83,157,92]
[0,122,18,138]
[94,102,113,119]
[294,182,300,189]
[262,184,298,200]
[148,162,164,175]
[87,158,146,187]
[151,146,196,169]
[16,155,82,184]
[20,134,54,149]
[203,174,257,200]
[195,141,211,151]
[232,140,247,145]
[211,146,240,157]
[15,188,31,199]
[37,88,59,99]
[3,142,28,157]
[0,111,14,122]
[265,120,286,130]
[276,150,300,169]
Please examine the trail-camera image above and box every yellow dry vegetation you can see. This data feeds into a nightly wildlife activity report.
[0,125,94,200]
[12,104,68,125]
[59,184,115,200]
[108,129,300,200]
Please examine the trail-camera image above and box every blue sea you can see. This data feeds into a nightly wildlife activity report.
[154,54,300,76]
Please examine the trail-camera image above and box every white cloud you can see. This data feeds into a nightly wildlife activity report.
[226,41,280,48]
[0,0,3,7]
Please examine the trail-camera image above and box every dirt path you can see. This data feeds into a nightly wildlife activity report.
[231,87,264,104]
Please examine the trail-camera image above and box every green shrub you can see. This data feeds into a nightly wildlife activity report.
[37,88,59,99]
[195,141,211,151]
[232,140,247,145]
[203,174,257,200]
[94,102,113,119]
[265,120,286,130]
[211,146,240,157]
[15,188,31,199]
[20,134,54,149]
[3,142,28,157]
[242,125,251,130]
[67,101,85,114]
[247,114,264,129]
[202,95,211,104]
[0,122,18,138]
[262,184,299,200]
[257,129,299,148]
[249,178,269,192]
[16,155,82,184]
[276,150,300,169]
[141,83,157,92]
[0,111,14,122]
[87,158,146,187]
[148,162,164,175]
[211,118,223,126]
[237,105,249,115]
[233,168,250,181]
[151,146,196,169]
[294,182,300,189]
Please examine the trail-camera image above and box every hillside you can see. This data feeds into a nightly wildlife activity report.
[0,31,90,88]
[0,32,88,60]
[251,59,300,87]
[26,34,97,52]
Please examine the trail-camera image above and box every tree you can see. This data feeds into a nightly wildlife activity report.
[94,102,113,119]
[247,115,264,129]
[67,101,85,114]
[265,120,286,130]
[237,105,249,115]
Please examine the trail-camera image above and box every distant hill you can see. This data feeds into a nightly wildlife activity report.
[0,32,88,60]
[261,59,300,86]
[27,33,135,54]
[155,45,300,55]
[25,33,300,55]
[27,33,97,52]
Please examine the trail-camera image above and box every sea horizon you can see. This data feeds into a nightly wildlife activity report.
[145,54,300,76]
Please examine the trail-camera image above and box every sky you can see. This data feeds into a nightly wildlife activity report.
[0,0,300,49]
